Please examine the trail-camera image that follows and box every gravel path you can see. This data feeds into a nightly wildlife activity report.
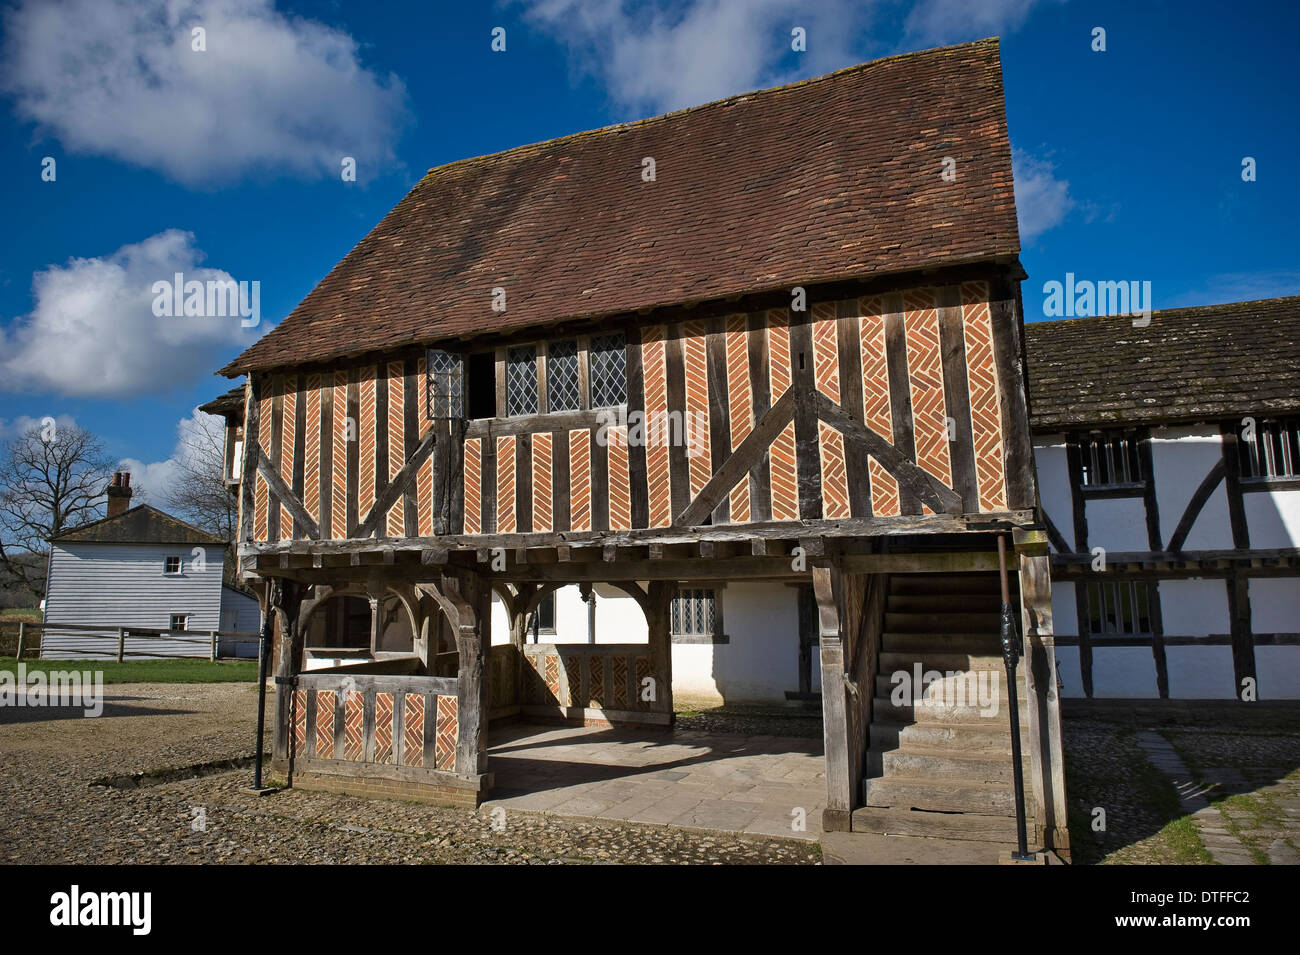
[0,683,818,864]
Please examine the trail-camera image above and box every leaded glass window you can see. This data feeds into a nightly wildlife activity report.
[425,349,465,420]
[671,589,716,639]
[506,345,539,416]
[547,340,580,412]
[589,332,627,407]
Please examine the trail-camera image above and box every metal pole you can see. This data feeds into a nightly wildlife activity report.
[251,613,272,791]
[998,535,1034,862]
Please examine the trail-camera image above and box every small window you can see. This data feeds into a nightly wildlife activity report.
[1080,431,1142,486]
[467,352,496,419]
[671,588,720,642]
[532,591,557,636]
[547,340,581,412]
[164,556,183,575]
[1240,416,1300,479]
[589,333,627,407]
[170,614,189,632]
[1083,581,1152,638]
[506,345,539,416]
[425,349,465,420]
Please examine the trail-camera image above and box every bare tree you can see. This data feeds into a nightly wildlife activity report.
[0,422,115,598]
[165,410,238,581]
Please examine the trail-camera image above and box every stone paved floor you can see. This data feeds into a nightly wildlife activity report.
[484,722,826,840]
[1137,726,1300,865]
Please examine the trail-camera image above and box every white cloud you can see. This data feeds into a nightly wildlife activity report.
[902,0,1064,47]
[0,413,78,441]
[0,230,262,399]
[514,0,1062,117]
[1,0,408,184]
[119,406,221,505]
[1012,147,1075,242]
[516,0,878,116]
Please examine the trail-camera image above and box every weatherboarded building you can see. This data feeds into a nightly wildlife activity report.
[217,39,1069,849]
[1028,296,1300,700]
[41,472,259,659]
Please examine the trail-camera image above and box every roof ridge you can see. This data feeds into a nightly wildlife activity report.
[51,502,227,544]
[1026,293,1300,329]
[418,38,1000,181]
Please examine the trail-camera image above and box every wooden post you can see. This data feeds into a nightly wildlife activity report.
[271,580,304,763]
[1013,527,1070,852]
[645,581,675,721]
[209,630,218,662]
[812,563,853,831]
[117,627,126,663]
[15,622,24,661]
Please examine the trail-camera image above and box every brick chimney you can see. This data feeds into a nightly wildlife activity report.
[106,471,133,517]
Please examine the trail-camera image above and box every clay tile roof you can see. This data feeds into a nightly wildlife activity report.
[51,504,228,546]
[1025,295,1300,430]
[222,38,1019,376]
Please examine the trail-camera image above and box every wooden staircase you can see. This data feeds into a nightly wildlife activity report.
[852,572,1032,842]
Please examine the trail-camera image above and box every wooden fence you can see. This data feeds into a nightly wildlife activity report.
[0,620,261,662]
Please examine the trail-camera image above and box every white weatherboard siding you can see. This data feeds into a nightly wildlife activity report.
[218,588,262,658]
[1151,426,1233,551]
[42,542,228,659]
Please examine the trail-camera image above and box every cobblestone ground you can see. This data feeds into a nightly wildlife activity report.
[0,684,818,865]
[1064,706,1300,865]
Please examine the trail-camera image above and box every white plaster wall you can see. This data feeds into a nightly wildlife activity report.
[1054,647,1083,698]
[1159,578,1230,637]
[1150,425,1234,551]
[490,592,508,645]
[1255,646,1300,700]
[1244,488,1300,549]
[1249,578,1300,633]
[1051,581,1078,636]
[674,582,801,703]
[1032,435,1074,551]
[1165,646,1236,699]
[1090,647,1159,698]
[1086,497,1150,554]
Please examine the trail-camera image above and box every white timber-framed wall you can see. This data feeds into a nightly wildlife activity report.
[1036,420,1300,700]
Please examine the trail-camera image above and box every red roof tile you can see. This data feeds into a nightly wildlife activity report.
[222,38,1019,376]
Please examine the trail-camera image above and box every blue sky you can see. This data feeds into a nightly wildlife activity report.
[1,0,1297,501]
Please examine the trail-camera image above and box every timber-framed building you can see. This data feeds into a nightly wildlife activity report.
[215,39,1069,849]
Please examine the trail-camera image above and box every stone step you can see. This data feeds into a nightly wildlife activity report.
[881,631,1001,654]
[872,695,1028,726]
[862,775,1019,815]
[870,719,1014,755]
[879,650,1006,673]
[874,672,1027,704]
[887,594,1004,613]
[851,805,1022,843]
[884,611,1002,633]
[867,747,1031,784]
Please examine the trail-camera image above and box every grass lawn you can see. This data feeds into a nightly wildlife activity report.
[0,657,258,684]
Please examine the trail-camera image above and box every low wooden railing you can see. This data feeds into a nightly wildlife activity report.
[1,620,260,662]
